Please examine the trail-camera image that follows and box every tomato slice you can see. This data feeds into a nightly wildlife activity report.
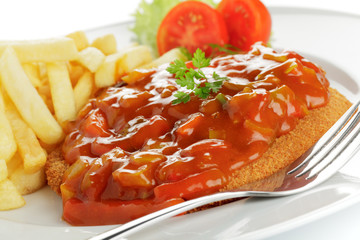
[154,168,227,201]
[63,197,184,226]
[217,0,271,51]
[157,1,229,56]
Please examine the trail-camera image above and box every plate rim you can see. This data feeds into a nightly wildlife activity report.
[1,6,360,240]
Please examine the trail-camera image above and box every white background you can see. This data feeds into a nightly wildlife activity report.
[1,0,360,239]
[1,0,360,40]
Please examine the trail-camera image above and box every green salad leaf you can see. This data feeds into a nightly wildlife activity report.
[131,0,217,57]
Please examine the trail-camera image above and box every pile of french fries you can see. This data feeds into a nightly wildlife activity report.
[0,30,187,211]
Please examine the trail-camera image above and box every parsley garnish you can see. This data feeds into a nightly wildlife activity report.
[167,48,229,105]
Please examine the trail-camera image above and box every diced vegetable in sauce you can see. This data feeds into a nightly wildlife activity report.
[61,44,329,225]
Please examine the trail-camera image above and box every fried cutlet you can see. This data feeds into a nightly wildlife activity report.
[46,88,351,196]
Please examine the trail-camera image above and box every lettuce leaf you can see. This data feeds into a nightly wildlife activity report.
[131,0,217,57]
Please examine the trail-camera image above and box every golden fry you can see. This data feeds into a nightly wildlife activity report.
[9,165,46,195]
[0,91,17,162]
[22,63,42,88]
[6,152,22,176]
[0,37,78,63]
[47,61,77,125]
[0,47,63,145]
[139,48,188,69]
[0,179,25,210]
[91,33,117,55]
[37,62,48,82]
[66,31,89,51]
[0,160,7,182]
[117,45,153,75]
[77,47,105,73]
[68,62,85,86]
[37,84,51,99]
[74,71,94,112]
[0,112,17,162]
[95,51,124,88]
[5,100,47,174]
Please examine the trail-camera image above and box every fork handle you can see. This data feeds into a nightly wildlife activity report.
[89,191,253,240]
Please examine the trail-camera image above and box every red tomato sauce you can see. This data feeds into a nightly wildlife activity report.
[60,44,329,225]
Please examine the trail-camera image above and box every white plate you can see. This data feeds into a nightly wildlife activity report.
[1,7,360,240]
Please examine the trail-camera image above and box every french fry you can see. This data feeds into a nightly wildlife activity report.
[0,31,186,209]
[37,84,55,114]
[0,89,4,111]
[0,37,78,63]
[0,112,16,162]
[140,48,188,69]
[122,48,188,84]
[74,71,94,112]
[91,34,117,55]
[0,160,7,182]
[47,61,77,125]
[37,84,51,99]
[77,47,105,73]
[66,31,89,51]
[0,179,25,210]
[9,166,46,195]
[94,51,124,88]
[94,45,150,88]
[6,152,22,176]
[117,45,153,75]
[0,91,17,162]
[0,47,64,145]
[38,62,48,82]
[5,100,47,174]
[68,62,85,85]
[40,94,55,114]
[22,63,42,88]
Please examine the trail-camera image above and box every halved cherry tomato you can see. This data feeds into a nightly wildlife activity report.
[217,0,271,51]
[157,1,229,56]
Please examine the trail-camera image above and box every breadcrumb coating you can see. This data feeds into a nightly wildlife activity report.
[223,88,351,191]
[45,88,351,202]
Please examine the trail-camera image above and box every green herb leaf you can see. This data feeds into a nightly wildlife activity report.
[213,72,229,82]
[194,86,211,99]
[168,48,228,104]
[172,91,191,104]
[192,48,211,68]
[176,72,195,90]
[205,80,223,93]
[167,59,188,78]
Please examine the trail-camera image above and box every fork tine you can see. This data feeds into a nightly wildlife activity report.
[295,109,360,178]
[305,115,360,179]
[287,98,360,175]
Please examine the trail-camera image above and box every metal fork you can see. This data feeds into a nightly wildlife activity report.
[90,99,360,240]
